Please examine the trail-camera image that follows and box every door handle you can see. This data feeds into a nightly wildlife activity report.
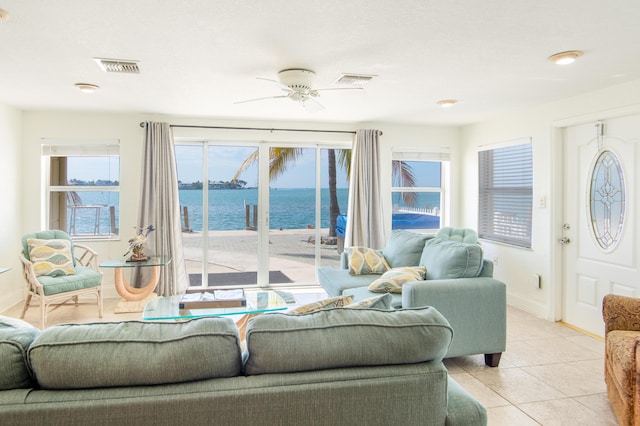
[559,237,571,245]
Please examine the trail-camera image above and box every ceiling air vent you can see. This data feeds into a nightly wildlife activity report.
[334,73,376,86]
[94,58,140,74]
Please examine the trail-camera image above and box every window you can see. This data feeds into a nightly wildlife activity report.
[391,150,450,231]
[478,140,532,248]
[42,142,120,238]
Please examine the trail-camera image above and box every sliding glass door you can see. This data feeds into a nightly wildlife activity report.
[175,141,348,289]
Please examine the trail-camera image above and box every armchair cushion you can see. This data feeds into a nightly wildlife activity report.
[35,265,101,296]
[27,238,76,277]
[0,316,40,390]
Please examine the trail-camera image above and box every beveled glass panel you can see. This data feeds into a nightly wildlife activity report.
[589,150,625,250]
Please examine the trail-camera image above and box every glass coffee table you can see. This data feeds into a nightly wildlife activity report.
[143,290,288,321]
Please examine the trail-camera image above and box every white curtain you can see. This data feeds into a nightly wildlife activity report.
[345,129,386,249]
[136,122,188,296]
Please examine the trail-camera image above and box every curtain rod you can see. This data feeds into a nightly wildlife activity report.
[138,122,382,136]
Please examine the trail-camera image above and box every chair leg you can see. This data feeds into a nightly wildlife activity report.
[20,294,32,319]
[484,353,502,367]
[40,298,47,330]
[97,290,103,318]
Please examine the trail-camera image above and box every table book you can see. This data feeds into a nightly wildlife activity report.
[179,289,247,309]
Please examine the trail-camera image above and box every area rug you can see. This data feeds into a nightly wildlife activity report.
[114,293,158,314]
[188,271,293,287]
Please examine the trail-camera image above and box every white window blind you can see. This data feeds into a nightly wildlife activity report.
[478,141,532,248]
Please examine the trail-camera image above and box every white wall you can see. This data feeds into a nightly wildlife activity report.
[0,105,23,312]
[460,78,640,320]
[13,112,462,304]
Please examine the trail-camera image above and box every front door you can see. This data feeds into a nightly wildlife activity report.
[562,115,640,336]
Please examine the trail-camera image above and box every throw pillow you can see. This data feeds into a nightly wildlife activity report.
[27,238,76,277]
[289,295,354,314]
[368,266,427,293]
[345,293,392,309]
[419,238,483,280]
[348,246,390,275]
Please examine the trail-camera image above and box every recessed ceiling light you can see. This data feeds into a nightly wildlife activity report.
[75,83,99,93]
[0,8,9,21]
[548,50,583,65]
[437,99,458,108]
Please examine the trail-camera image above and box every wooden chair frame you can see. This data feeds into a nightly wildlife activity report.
[19,243,103,329]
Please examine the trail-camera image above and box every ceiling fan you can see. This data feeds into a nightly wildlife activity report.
[235,68,362,112]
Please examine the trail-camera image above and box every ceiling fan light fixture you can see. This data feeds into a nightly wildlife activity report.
[548,50,583,65]
[437,99,458,108]
[75,83,99,93]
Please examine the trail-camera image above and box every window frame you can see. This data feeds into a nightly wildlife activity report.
[42,141,121,241]
[391,149,450,232]
[477,139,533,248]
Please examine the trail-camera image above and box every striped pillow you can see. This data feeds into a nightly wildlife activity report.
[27,238,76,277]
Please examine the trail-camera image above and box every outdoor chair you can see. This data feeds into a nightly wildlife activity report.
[19,230,103,329]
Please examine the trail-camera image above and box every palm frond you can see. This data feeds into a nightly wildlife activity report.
[269,148,305,180]
[392,160,416,206]
[231,149,258,183]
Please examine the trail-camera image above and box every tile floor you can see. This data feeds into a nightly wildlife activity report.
[1,290,619,426]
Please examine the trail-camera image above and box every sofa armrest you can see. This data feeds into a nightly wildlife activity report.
[603,294,640,335]
[340,251,349,269]
[402,277,506,359]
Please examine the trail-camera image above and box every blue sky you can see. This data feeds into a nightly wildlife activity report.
[175,146,350,188]
[66,149,441,189]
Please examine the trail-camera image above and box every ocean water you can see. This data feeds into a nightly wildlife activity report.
[180,188,350,231]
[68,188,441,233]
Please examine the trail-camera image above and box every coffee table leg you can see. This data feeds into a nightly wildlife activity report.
[114,267,159,301]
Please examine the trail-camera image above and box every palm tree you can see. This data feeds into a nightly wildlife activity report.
[232,148,415,237]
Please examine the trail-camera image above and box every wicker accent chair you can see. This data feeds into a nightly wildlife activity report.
[19,230,103,329]
[602,294,640,426]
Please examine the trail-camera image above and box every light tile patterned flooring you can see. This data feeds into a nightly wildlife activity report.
[1,290,618,425]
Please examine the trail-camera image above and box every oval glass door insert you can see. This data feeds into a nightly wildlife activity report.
[589,149,625,251]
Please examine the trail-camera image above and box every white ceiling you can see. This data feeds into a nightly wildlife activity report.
[1,0,639,126]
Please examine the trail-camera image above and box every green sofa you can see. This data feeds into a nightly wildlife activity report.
[317,230,507,367]
[0,308,486,426]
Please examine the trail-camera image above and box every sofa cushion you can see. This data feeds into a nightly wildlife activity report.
[419,238,484,280]
[290,295,354,314]
[368,266,427,293]
[345,293,392,309]
[0,316,40,390]
[28,318,242,389]
[317,267,378,297]
[382,230,431,268]
[27,238,76,277]
[347,246,390,275]
[244,306,453,375]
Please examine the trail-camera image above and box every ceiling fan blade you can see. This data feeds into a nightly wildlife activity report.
[234,95,289,105]
[313,87,364,92]
[256,77,292,92]
[302,97,325,113]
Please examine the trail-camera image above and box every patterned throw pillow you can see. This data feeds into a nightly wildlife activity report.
[348,246,390,275]
[345,293,392,310]
[27,238,76,277]
[289,295,354,315]
[368,266,427,293]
